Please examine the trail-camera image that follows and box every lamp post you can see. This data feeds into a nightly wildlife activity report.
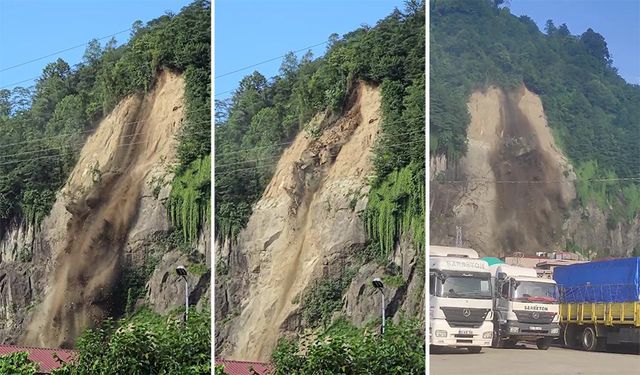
[372,277,385,334]
[176,265,188,322]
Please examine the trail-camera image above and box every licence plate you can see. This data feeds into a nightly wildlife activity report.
[459,330,473,335]
[529,326,542,331]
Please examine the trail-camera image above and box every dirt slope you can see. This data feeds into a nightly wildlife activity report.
[23,71,185,347]
[219,82,381,361]
[431,85,575,255]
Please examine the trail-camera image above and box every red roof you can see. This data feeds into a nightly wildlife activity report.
[0,345,76,373]
[216,359,273,375]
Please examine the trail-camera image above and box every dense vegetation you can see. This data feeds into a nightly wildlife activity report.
[0,0,210,240]
[270,319,424,375]
[216,1,425,257]
[431,0,639,220]
[0,352,38,375]
[0,309,210,375]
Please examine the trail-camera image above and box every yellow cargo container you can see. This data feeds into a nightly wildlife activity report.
[559,301,640,350]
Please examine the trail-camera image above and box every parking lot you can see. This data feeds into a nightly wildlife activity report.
[430,344,639,375]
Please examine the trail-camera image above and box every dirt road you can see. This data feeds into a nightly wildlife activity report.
[431,345,639,375]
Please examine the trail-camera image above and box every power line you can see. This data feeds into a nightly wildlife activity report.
[0,28,131,73]
[430,176,640,184]
[214,41,328,79]
[0,129,211,169]
[216,137,425,169]
[215,128,425,159]
[214,139,425,177]
[0,76,41,90]
[214,88,235,97]
[0,120,211,160]
[0,108,210,150]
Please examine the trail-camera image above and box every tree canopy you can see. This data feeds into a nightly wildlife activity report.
[215,1,425,254]
[0,0,210,241]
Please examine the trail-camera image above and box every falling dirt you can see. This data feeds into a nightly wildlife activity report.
[430,85,575,256]
[490,86,568,251]
[23,71,185,348]
[223,82,381,361]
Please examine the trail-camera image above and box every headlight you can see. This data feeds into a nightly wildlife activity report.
[509,326,520,333]
[550,328,559,334]
[483,331,493,339]
[435,330,448,338]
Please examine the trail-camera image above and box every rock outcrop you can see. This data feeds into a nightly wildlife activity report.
[216,82,425,361]
[0,71,210,347]
[430,85,639,257]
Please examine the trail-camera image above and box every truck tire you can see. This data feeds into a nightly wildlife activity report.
[466,346,482,354]
[563,325,578,349]
[536,338,551,350]
[504,339,518,348]
[581,326,598,351]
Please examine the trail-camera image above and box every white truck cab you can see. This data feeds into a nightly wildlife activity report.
[490,264,560,350]
[429,246,494,353]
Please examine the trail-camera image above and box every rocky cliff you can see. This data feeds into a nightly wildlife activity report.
[215,82,424,361]
[0,71,210,347]
[430,85,640,257]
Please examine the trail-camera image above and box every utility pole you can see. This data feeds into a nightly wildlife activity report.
[455,225,462,247]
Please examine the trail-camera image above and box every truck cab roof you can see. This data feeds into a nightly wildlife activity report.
[430,245,479,258]
[512,275,557,284]
[430,256,490,273]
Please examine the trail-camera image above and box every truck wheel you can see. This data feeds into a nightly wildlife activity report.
[466,347,482,354]
[581,326,598,351]
[536,338,551,350]
[504,339,518,348]
[563,325,578,349]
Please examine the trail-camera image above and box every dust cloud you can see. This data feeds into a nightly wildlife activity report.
[23,71,184,348]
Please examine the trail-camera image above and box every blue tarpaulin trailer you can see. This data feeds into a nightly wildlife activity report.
[553,257,640,303]
[553,257,640,351]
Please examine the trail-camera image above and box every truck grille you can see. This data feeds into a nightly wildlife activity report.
[514,310,556,324]
[440,307,490,328]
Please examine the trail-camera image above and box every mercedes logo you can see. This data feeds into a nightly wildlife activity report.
[463,309,471,318]
[532,312,540,319]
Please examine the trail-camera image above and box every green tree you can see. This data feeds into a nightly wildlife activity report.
[272,320,425,375]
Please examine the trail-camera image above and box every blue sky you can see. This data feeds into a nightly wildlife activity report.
[509,0,640,85]
[0,0,193,90]
[215,0,408,100]
[1,1,637,93]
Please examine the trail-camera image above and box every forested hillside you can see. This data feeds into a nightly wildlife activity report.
[431,0,639,222]
[215,0,425,256]
[0,0,211,370]
[215,1,425,368]
[0,0,210,241]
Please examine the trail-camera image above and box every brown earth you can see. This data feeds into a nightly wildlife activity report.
[430,85,575,256]
[218,82,382,361]
[23,70,185,347]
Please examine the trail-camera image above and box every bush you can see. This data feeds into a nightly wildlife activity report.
[0,352,38,375]
[53,309,210,375]
[272,319,425,375]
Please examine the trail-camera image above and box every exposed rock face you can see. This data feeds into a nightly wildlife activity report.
[0,71,210,347]
[216,82,425,361]
[431,85,639,257]
[146,249,210,315]
[343,235,423,327]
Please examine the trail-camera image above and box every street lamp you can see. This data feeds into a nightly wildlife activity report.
[372,277,385,334]
[176,265,189,322]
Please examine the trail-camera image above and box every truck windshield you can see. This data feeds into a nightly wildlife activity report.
[512,281,558,303]
[440,275,492,299]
